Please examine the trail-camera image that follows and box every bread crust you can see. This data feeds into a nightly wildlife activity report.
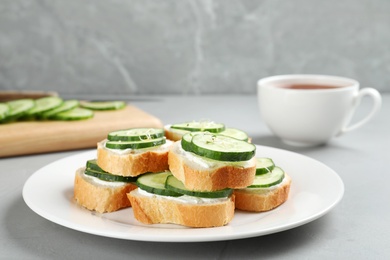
[74,167,137,213]
[233,174,291,212]
[127,189,235,228]
[168,141,256,191]
[97,140,171,177]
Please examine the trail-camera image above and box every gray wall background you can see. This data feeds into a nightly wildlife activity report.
[1,0,390,98]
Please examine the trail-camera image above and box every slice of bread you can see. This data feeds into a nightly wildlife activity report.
[233,174,291,212]
[74,167,137,213]
[164,124,188,141]
[168,141,256,191]
[127,188,235,228]
[96,140,172,177]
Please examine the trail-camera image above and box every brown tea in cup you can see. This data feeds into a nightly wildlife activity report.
[279,84,343,90]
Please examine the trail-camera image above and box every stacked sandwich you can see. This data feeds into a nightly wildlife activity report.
[164,121,291,212]
[74,128,172,213]
[74,121,291,228]
[128,127,257,227]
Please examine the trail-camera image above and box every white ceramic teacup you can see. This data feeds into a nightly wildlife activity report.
[257,74,382,147]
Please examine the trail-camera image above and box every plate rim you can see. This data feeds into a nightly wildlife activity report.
[22,145,344,242]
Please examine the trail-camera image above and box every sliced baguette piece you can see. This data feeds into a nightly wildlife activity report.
[74,167,137,213]
[168,141,256,191]
[233,174,291,212]
[127,188,235,228]
[164,124,189,141]
[96,139,172,177]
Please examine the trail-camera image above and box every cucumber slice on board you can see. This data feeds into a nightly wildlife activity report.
[165,175,233,198]
[5,99,35,121]
[218,128,249,142]
[190,133,256,162]
[171,121,225,133]
[105,137,166,150]
[84,168,137,182]
[80,101,125,110]
[255,157,275,175]
[108,128,164,141]
[40,100,79,119]
[136,172,183,197]
[248,166,285,188]
[0,103,10,121]
[51,107,94,120]
[26,96,63,116]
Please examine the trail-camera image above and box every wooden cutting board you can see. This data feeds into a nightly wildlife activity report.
[0,105,163,157]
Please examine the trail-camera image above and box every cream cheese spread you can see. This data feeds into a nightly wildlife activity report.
[79,167,128,188]
[174,141,255,169]
[135,188,229,205]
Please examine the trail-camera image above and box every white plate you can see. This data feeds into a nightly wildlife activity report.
[23,146,344,242]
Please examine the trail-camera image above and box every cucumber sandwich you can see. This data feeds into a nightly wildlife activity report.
[74,128,171,213]
[234,157,291,212]
[168,131,257,191]
[74,159,137,213]
[165,120,249,142]
[96,128,172,177]
[128,171,235,227]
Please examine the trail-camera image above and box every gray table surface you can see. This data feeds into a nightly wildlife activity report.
[2,94,389,260]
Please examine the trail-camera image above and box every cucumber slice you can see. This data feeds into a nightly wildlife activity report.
[248,166,285,188]
[218,128,249,142]
[136,172,183,197]
[84,168,137,183]
[181,132,203,152]
[190,133,256,162]
[26,96,63,116]
[6,99,35,121]
[40,100,79,119]
[0,103,10,121]
[255,157,275,175]
[80,101,125,110]
[86,159,104,172]
[51,107,94,120]
[171,121,225,133]
[108,128,164,141]
[165,175,233,198]
[84,159,137,182]
[105,137,166,150]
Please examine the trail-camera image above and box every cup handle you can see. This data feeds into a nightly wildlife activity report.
[338,88,382,136]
